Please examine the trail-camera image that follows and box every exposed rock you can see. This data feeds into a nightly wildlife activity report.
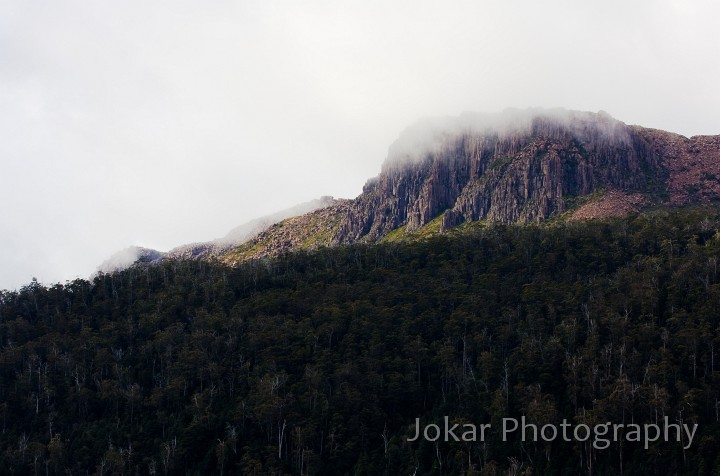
[100,109,720,269]
[220,200,352,266]
[636,129,720,205]
[97,196,339,273]
[568,190,649,220]
[166,196,337,261]
[339,109,671,241]
[219,109,720,263]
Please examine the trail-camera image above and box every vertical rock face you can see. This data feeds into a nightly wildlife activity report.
[104,108,720,270]
[338,109,682,242]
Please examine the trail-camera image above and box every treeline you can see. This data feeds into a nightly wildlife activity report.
[2,208,720,475]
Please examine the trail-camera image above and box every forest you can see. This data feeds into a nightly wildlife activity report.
[2,207,720,475]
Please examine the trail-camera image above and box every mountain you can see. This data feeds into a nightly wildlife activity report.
[216,108,720,265]
[164,195,338,261]
[96,196,338,273]
[8,108,720,475]
[96,246,164,274]
[101,108,720,271]
[340,108,719,240]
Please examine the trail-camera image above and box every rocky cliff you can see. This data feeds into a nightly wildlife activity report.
[101,108,720,271]
[211,109,720,264]
[338,108,720,242]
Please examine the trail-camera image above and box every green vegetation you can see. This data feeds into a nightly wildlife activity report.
[561,187,607,213]
[2,207,720,474]
[382,215,445,243]
[414,214,443,237]
[222,213,344,265]
[380,224,408,242]
[299,215,343,249]
[222,239,260,261]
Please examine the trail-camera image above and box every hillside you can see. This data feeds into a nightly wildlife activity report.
[4,208,720,474]
[97,197,338,274]
[208,109,720,265]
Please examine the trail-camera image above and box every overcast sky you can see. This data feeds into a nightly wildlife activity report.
[1,0,719,290]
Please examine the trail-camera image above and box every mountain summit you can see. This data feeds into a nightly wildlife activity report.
[340,108,719,240]
[102,109,720,271]
[217,108,720,265]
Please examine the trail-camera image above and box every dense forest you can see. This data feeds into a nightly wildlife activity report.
[3,208,720,475]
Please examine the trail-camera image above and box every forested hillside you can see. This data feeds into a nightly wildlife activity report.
[2,208,720,475]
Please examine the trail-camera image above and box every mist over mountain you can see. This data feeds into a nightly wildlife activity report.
[163,196,338,260]
[96,246,165,274]
[108,108,717,272]
[96,196,338,274]
[100,108,720,274]
[342,108,719,240]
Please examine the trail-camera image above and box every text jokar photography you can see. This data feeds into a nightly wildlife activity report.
[408,416,698,450]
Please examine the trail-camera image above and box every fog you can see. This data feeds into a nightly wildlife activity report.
[384,108,634,166]
[1,0,719,290]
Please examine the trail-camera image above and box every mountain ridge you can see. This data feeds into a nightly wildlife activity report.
[100,108,720,272]
[96,196,337,274]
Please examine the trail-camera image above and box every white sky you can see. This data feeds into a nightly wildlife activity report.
[1,0,719,290]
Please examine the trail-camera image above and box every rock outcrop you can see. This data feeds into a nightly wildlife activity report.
[215,109,720,263]
[338,108,709,241]
[220,200,352,266]
[96,196,338,273]
[99,108,720,271]
[166,196,337,261]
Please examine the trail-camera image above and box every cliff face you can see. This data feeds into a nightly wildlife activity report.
[212,109,720,264]
[336,109,718,242]
[102,109,720,271]
[637,129,720,206]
